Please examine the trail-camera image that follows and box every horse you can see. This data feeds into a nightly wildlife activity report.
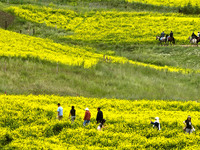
[197,37,200,46]
[156,36,166,45]
[166,34,175,45]
[188,36,198,46]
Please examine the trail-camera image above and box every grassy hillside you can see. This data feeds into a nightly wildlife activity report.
[1,28,200,73]
[0,1,200,149]
[7,5,200,45]
[1,95,200,149]
[0,2,199,100]
[0,55,200,100]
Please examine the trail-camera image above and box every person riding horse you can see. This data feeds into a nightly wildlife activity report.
[192,32,197,39]
[197,32,200,38]
[160,31,165,41]
[165,33,175,44]
[170,31,173,38]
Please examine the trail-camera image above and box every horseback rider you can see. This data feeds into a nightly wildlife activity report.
[197,32,200,38]
[169,31,174,41]
[170,31,173,38]
[160,31,165,41]
[192,32,197,39]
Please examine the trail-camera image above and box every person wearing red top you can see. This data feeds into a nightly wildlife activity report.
[83,108,91,126]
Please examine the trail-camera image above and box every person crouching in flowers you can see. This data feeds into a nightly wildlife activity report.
[183,116,195,134]
[97,119,106,131]
[150,117,161,130]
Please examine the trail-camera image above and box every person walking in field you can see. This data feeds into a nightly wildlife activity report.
[96,107,103,124]
[150,117,161,130]
[69,106,76,124]
[57,103,63,120]
[97,119,106,131]
[183,116,195,134]
[83,108,91,126]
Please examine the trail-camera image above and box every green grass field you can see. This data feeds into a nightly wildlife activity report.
[0,56,200,100]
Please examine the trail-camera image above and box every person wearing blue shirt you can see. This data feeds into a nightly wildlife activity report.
[57,103,63,120]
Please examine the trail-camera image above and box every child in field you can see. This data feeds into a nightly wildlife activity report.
[97,119,106,131]
[150,117,161,130]
[183,116,195,134]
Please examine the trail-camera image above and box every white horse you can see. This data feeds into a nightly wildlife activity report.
[188,36,197,45]
[156,36,166,45]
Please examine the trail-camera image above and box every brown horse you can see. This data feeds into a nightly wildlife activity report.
[166,34,175,45]
[197,37,200,46]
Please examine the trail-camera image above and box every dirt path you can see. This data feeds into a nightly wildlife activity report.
[0,10,15,29]
[179,45,199,47]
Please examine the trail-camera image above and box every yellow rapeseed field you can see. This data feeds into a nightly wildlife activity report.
[8,5,200,44]
[127,0,200,7]
[0,28,199,74]
[1,94,200,149]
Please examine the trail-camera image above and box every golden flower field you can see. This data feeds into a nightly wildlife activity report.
[127,0,200,7]
[0,28,199,74]
[1,95,200,149]
[8,5,200,45]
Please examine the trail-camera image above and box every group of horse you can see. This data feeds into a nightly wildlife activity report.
[156,34,200,46]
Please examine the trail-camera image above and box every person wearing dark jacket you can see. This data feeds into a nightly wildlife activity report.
[183,116,195,134]
[160,31,165,41]
[96,107,103,124]
[170,31,173,38]
[150,117,161,130]
[192,32,197,39]
[69,106,76,124]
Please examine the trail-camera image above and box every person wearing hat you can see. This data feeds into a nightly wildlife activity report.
[183,116,195,134]
[97,119,106,131]
[83,108,91,126]
[150,117,161,130]
[57,103,63,120]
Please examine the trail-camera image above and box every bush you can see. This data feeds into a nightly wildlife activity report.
[0,129,13,146]
[180,2,200,14]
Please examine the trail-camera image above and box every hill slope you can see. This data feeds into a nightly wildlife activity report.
[7,5,200,45]
[0,28,200,100]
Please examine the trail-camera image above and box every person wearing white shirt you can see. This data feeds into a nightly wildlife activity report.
[150,117,161,130]
[57,103,63,120]
[197,32,200,37]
